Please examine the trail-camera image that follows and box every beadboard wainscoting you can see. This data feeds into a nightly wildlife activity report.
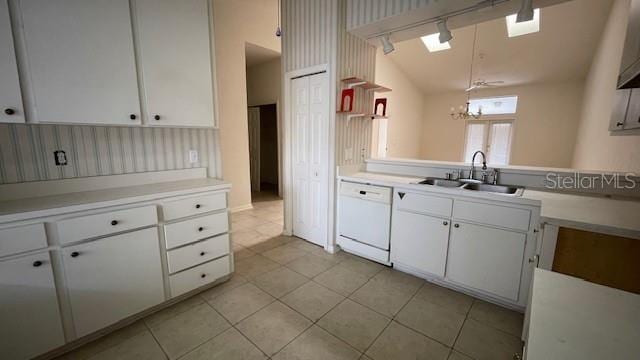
[0,124,220,184]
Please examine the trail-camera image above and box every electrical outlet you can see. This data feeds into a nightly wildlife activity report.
[189,150,199,164]
[344,148,353,161]
[54,150,67,166]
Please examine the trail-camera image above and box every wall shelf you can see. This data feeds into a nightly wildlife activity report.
[341,77,392,92]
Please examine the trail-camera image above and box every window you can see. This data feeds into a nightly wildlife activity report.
[463,120,513,166]
[468,96,518,115]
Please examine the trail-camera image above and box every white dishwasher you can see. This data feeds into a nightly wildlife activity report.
[337,181,392,264]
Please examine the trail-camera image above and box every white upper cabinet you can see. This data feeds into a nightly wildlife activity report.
[0,0,25,123]
[134,0,215,127]
[19,0,141,125]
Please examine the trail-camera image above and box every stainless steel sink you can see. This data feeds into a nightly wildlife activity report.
[462,183,522,195]
[418,177,464,188]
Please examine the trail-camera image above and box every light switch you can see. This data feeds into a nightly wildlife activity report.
[189,150,199,163]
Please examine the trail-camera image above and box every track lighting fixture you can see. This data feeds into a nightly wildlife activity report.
[516,0,534,23]
[381,34,395,55]
[436,19,453,44]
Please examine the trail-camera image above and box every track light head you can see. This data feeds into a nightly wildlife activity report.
[381,34,395,55]
[437,19,453,44]
[516,0,534,23]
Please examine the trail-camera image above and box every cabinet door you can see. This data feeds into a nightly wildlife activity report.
[20,0,141,125]
[0,252,65,360]
[391,210,450,277]
[0,0,24,123]
[623,89,640,129]
[135,0,215,127]
[63,228,164,337]
[446,222,526,301]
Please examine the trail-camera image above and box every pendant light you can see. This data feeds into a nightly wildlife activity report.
[451,25,482,120]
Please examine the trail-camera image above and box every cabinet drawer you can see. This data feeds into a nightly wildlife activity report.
[453,200,531,232]
[395,191,453,218]
[164,211,229,249]
[167,234,230,274]
[0,223,47,257]
[169,255,230,297]
[57,206,158,245]
[162,192,226,221]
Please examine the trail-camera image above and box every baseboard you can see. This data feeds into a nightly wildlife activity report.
[230,203,253,213]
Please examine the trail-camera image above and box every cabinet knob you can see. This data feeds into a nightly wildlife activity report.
[129,114,137,120]
[195,204,202,209]
[71,252,80,258]
[198,226,204,232]
[154,115,161,120]
[111,220,118,226]
[443,221,448,226]
[4,108,15,115]
[454,224,460,228]
[616,122,624,127]
[200,251,205,256]
[33,260,43,267]
[200,274,206,278]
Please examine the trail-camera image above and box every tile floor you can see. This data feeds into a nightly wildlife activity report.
[55,198,524,360]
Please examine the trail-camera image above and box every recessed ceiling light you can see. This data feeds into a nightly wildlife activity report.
[421,33,451,52]
[506,8,540,37]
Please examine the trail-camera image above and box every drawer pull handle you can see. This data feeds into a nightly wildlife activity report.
[111,220,119,226]
[200,251,206,256]
[33,260,43,267]
[443,221,448,226]
[454,224,460,228]
[198,227,204,232]
[200,274,206,278]
[5,108,15,115]
[71,252,80,258]
[195,204,202,209]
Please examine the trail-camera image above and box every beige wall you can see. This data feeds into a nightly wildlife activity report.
[420,81,585,168]
[246,58,281,107]
[572,0,640,172]
[212,0,280,209]
[373,48,424,158]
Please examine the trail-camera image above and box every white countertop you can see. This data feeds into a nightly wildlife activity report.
[339,171,640,239]
[0,178,231,223]
[526,269,640,359]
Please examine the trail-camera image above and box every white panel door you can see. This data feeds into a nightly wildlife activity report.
[0,252,65,360]
[390,210,450,277]
[291,72,329,246]
[135,0,215,127]
[446,222,526,301]
[20,0,141,125]
[0,0,24,123]
[63,228,164,337]
[248,106,261,192]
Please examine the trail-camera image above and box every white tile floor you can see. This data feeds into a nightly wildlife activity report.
[55,198,524,360]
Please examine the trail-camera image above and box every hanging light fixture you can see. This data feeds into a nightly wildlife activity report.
[275,0,282,37]
[516,0,534,23]
[436,19,453,43]
[381,34,395,55]
[451,25,482,120]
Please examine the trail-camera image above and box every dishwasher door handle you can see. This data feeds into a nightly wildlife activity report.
[359,190,367,195]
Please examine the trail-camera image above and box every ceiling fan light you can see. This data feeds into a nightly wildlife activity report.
[436,20,453,43]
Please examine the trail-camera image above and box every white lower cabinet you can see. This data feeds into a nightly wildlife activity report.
[390,210,450,277]
[0,251,65,360]
[62,227,164,337]
[446,222,526,302]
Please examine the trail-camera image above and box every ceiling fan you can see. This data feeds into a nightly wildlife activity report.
[465,79,505,92]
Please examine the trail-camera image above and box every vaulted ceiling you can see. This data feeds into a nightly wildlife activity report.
[383,0,613,94]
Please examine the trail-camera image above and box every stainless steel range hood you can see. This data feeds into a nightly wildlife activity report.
[618,0,640,89]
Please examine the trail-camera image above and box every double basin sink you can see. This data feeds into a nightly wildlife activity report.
[418,177,523,196]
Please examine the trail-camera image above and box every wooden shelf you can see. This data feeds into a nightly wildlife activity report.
[336,111,388,120]
[341,77,392,92]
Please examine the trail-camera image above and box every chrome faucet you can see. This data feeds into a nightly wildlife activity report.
[469,151,487,181]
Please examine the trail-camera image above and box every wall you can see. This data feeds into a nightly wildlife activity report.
[420,81,585,168]
[212,0,280,209]
[572,0,640,173]
[374,48,424,158]
[0,124,218,184]
[246,58,281,107]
